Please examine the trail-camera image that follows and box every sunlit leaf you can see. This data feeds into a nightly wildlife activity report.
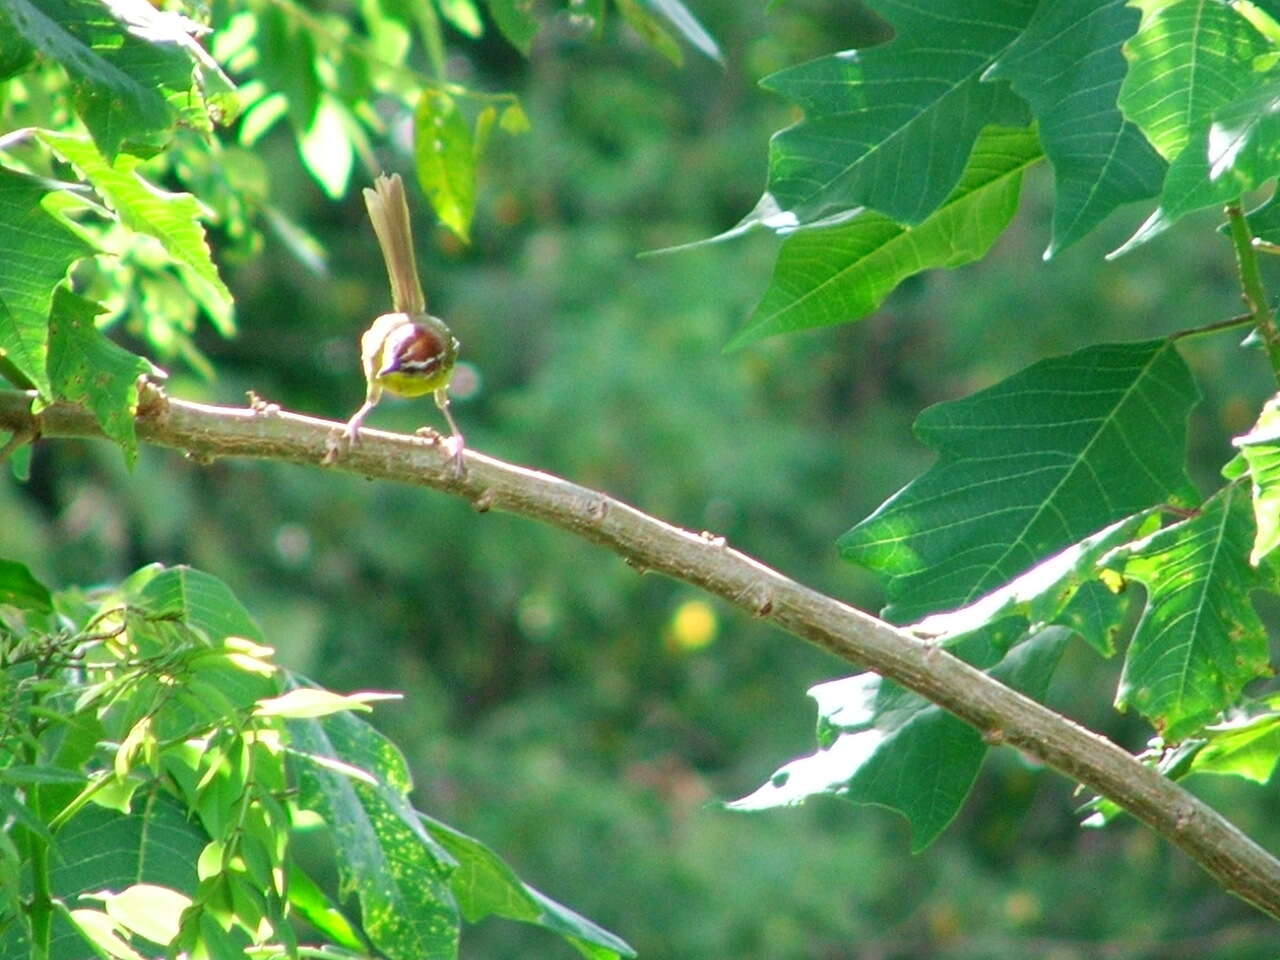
[64,908,144,960]
[438,0,483,37]
[47,288,149,467]
[39,131,235,327]
[1118,0,1269,162]
[908,511,1154,653]
[414,89,476,242]
[638,0,720,63]
[93,884,191,946]
[0,791,206,960]
[1189,711,1280,782]
[840,340,1200,623]
[284,866,368,951]
[1110,0,1280,254]
[755,0,1034,230]
[287,707,459,960]
[734,125,1040,346]
[300,96,356,200]
[1234,394,1280,564]
[1106,484,1274,740]
[2,0,195,158]
[255,688,400,718]
[614,0,681,64]
[0,166,94,396]
[985,0,1165,256]
[122,565,266,645]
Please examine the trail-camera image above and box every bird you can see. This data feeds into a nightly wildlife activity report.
[337,173,463,473]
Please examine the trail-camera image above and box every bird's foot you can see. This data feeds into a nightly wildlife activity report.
[446,434,466,480]
[323,420,362,465]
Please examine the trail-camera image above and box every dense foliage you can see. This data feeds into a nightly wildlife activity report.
[5,0,1280,957]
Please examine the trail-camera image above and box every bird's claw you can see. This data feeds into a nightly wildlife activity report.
[446,434,466,480]
[323,421,362,465]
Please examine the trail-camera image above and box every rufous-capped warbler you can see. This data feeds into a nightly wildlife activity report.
[339,173,463,471]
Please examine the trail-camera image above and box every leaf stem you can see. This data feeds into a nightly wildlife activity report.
[1170,310,1259,341]
[1225,202,1280,382]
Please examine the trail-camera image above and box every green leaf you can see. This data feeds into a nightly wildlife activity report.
[0,789,55,844]
[840,340,1200,623]
[438,0,483,37]
[0,791,207,960]
[257,7,321,132]
[422,814,637,959]
[1109,1,1280,254]
[1234,394,1280,564]
[299,96,356,200]
[62,908,145,960]
[286,706,459,960]
[613,0,682,64]
[38,131,235,325]
[730,627,1070,851]
[47,288,149,467]
[908,511,1153,653]
[1189,711,1280,782]
[638,0,721,63]
[1151,74,1280,224]
[0,765,86,786]
[94,884,190,947]
[499,102,531,135]
[0,558,52,613]
[284,866,368,951]
[0,7,36,80]
[733,125,1040,346]
[755,0,1035,230]
[414,89,477,242]
[122,565,266,645]
[487,0,539,53]
[1106,484,1273,741]
[985,0,1166,256]
[0,167,94,396]
[1118,0,1270,163]
[2,0,194,158]
[1241,189,1280,243]
[254,688,399,719]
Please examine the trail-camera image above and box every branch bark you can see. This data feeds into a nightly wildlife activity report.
[6,385,1280,919]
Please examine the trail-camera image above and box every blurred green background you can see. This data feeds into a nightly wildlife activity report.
[7,1,1280,956]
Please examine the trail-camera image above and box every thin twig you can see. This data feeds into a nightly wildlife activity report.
[1169,310,1258,341]
[3,385,1280,919]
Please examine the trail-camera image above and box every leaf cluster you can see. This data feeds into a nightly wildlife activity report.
[726,0,1280,852]
[0,561,632,959]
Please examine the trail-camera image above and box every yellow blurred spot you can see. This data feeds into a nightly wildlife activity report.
[668,599,717,651]
[926,901,962,944]
[1003,890,1041,926]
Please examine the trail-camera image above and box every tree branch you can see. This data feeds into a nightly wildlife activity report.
[5,384,1280,918]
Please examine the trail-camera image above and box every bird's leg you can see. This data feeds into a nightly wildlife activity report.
[323,398,377,464]
[435,388,465,478]
[344,399,376,443]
